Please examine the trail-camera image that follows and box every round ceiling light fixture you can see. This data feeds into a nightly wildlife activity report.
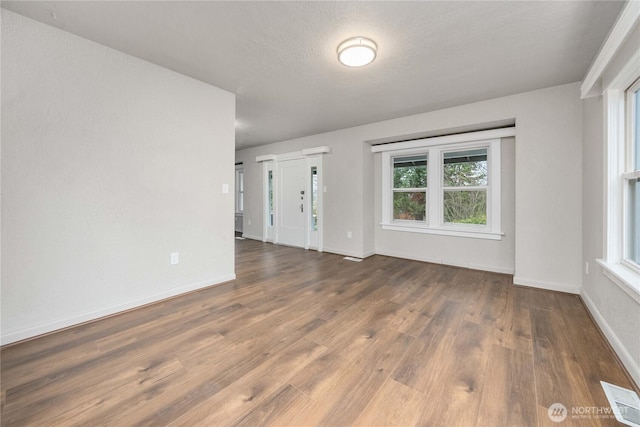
[337,37,377,67]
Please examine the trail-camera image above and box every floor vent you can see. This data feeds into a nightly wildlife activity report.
[343,256,363,262]
[601,381,640,427]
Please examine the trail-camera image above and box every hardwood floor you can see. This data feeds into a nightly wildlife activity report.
[1,239,637,426]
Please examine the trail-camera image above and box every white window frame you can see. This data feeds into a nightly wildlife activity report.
[262,161,275,242]
[581,0,640,303]
[622,78,640,275]
[391,153,428,224]
[598,79,640,303]
[235,164,244,214]
[378,132,505,241]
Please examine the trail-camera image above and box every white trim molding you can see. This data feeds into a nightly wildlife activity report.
[376,249,514,275]
[302,146,331,156]
[599,75,640,304]
[581,0,640,98]
[0,274,236,345]
[371,127,515,153]
[256,146,330,163]
[597,259,640,304]
[379,136,504,240]
[380,223,503,240]
[513,276,580,295]
[322,246,369,260]
[241,233,264,241]
[581,289,640,386]
[255,154,276,162]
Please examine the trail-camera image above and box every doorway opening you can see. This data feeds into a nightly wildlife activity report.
[259,149,326,251]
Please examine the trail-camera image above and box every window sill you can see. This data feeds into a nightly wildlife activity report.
[596,259,640,304]
[381,223,503,240]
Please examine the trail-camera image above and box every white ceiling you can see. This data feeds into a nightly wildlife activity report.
[2,1,624,150]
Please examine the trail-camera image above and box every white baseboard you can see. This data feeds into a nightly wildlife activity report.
[581,289,640,386]
[513,276,580,294]
[362,250,376,259]
[1,274,236,346]
[376,249,514,275]
[376,250,442,265]
[322,246,368,259]
[469,263,514,275]
[241,233,264,241]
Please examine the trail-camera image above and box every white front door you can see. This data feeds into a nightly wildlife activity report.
[276,159,307,248]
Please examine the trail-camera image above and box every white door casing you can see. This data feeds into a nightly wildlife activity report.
[258,147,328,251]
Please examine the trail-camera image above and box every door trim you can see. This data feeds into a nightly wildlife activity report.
[258,148,328,252]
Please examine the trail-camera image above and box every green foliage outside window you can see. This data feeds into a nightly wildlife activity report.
[442,156,487,224]
[392,151,488,225]
[393,157,427,221]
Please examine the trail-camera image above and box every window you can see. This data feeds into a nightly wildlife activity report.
[443,148,488,225]
[311,167,318,231]
[379,133,503,240]
[235,165,244,214]
[598,77,640,301]
[580,0,640,301]
[624,78,640,271]
[268,170,274,227]
[393,155,427,221]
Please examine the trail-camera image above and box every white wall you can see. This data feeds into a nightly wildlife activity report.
[238,83,583,292]
[581,21,640,385]
[371,85,583,286]
[374,137,515,274]
[1,10,236,344]
[236,130,368,258]
[582,96,640,385]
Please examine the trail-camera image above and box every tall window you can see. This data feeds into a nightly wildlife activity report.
[380,135,502,240]
[600,77,640,298]
[393,155,427,221]
[581,0,640,300]
[311,167,318,231]
[235,165,244,214]
[625,78,640,269]
[442,148,488,225]
[268,170,274,227]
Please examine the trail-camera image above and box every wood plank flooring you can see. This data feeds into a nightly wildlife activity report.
[1,239,637,426]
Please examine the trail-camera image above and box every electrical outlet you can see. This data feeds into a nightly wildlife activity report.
[347,231,352,239]
[248,219,251,225]
[171,252,179,265]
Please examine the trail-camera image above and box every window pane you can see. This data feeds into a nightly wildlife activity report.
[635,89,640,169]
[443,148,488,187]
[311,167,318,231]
[394,155,427,188]
[628,178,640,264]
[268,170,274,227]
[238,171,244,212]
[443,190,487,224]
[393,191,426,221]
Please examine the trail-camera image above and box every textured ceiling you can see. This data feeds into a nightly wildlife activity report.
[2,1,624,149]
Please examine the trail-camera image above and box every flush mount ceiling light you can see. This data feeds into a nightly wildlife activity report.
[337,37,377,67]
